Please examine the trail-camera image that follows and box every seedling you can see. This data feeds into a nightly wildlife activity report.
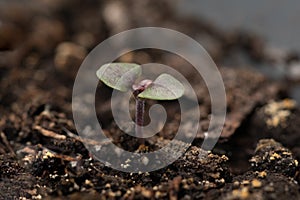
[96,63,184,144]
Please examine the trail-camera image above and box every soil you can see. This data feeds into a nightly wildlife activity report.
[1,0,300,199]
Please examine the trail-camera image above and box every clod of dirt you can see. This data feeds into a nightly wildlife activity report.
[25,141,232,199]
[263,99,296,128]
[194,67,282,142]
[248,99,300,160]
[14,126,295,199]
[116,144,231,199]
[207,139,300,200]
[219,172,300,200]
[0,154,38,199]
[249,139,298,177]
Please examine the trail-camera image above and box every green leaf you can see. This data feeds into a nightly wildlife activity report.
[138,74,184,100]
[96,63,141,92]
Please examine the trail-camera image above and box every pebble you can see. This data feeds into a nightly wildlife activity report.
[251,179,262,188]
[257,171,267,178]
[141,156,149,165]
[141,189,152,198]
[231,187,249,199]
[241,180,250,185]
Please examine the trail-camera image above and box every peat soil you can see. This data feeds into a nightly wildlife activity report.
[1,0,300,199]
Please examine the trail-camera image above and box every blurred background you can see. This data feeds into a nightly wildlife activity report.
[178,0,300,51]
[1,0,300,108]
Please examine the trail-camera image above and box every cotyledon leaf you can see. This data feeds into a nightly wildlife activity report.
[138,73,184,100]
[96,63,141,92]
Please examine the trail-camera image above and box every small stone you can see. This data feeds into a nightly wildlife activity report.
[70,161,78,168]
[257,171,267,178]
[233,181,240,188]
[295,160,298,166]
[251,179,262,188]
[85,179,93,186]
[32,194,42,200]
[114,191,122,197]
[141,189,152,198]
[221,155,229,161]
[155,191,162,199]
[141,156,149,166]
[264,185,274,192]
[209,172,220,179]
[241,180,250,185]
[108,191,116,198]
[263,99,296,128]
[270,152,281,160]
[216,178,225,184]
[231,187,249,199]
[42,150,55,159]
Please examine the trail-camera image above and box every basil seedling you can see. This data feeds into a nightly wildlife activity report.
[96,63,184,144]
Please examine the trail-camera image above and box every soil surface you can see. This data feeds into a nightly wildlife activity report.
[1,0,300,199]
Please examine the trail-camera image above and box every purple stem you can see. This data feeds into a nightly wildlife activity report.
[135,98,145,144]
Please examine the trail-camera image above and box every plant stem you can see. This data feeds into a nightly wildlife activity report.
[135,98,145,144]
